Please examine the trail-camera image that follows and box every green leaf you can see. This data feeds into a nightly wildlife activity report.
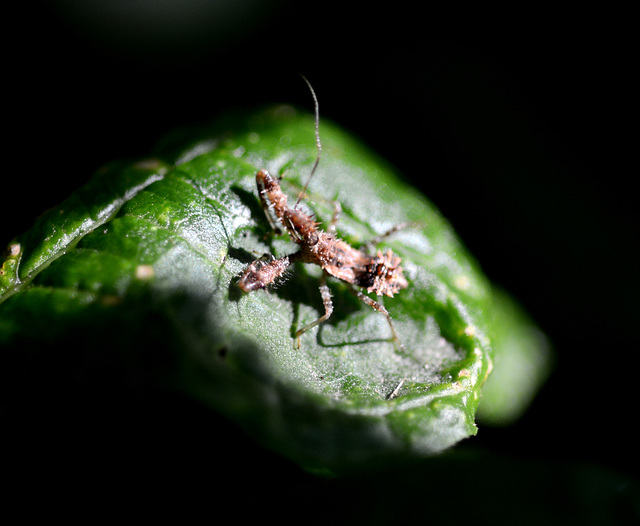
[0,105,548,474]
[477,287,553,426]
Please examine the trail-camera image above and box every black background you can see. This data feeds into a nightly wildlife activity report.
[3,0,637,516]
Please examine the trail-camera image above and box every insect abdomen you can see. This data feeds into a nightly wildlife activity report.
[360,250,408,297]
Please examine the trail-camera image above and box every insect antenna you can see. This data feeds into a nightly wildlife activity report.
[295,74,322,209]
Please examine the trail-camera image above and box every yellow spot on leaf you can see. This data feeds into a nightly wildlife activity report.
[135,265,155,280]
[8,243,21,256]
[454,275,470,290]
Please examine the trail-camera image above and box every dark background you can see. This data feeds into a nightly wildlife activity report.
[3,0,637,515]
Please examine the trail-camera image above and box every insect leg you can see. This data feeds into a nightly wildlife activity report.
[349,285,405,352]
[327,200,342,235]
[295,271,334,348]
[361,222,409,253]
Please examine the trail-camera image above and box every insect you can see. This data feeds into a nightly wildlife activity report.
[238,77,408,350]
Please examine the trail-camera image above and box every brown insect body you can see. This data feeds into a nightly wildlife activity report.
[238,169,408,348]
[242,170,407,295]
[298,227,407,297]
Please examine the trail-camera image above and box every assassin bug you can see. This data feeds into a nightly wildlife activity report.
[238,77,408,350]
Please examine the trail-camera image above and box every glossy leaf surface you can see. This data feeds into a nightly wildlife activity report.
[0,105,547,473]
